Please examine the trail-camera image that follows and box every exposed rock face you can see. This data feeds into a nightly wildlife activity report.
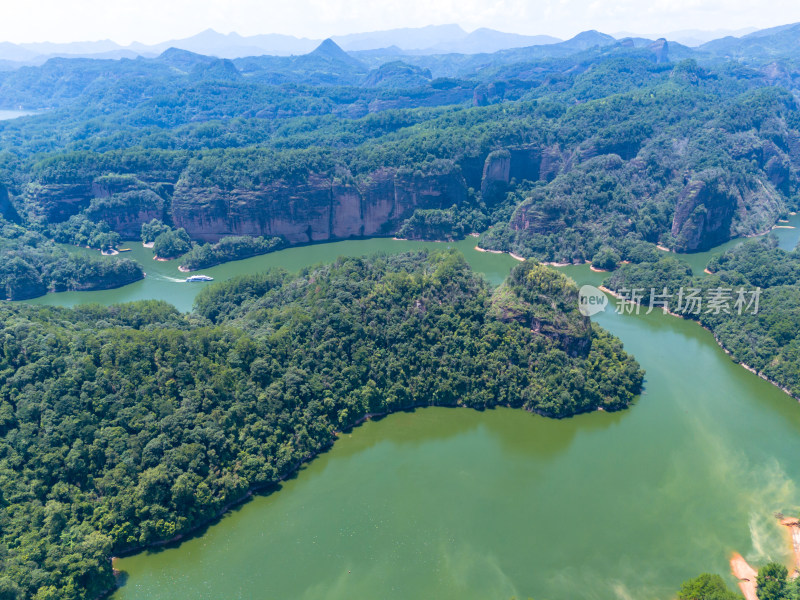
[86,190,166,238]
[25,183,94,222]
[671,171,784,251]
[647,39,669,64]
[480,150,511,203]
[0,184,20,222]
[22,146,564,246]
[479,144,564,203]
[171,167,469,243]
[26,176,168,236]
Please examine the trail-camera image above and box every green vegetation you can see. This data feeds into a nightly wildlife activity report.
[677,573,741,600]
[0,252,642,599]
[678,562,800,600]
[591,247,621,271]
[605,237,800,397]
[0,220,143,300]
[48,215,120,252]
[179,235,285,271]
[140,219,171,244]
[152,227,191,260]
[1,47,799,275]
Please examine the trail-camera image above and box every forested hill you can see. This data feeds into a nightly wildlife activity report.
[2,31,800,287]
[0,252,643,599]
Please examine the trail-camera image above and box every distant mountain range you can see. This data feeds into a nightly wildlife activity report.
[0,22,783,69]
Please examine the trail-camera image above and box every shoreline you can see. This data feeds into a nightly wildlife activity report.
[780,517,800,570]
[105,395,626,597]
[730,516,800,600]
[142,241,154,248]
[730,552,758,600]
[474,246,525,261]
[597,286,799,402]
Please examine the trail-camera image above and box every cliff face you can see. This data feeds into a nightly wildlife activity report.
[0,184,20,223]
[25,176,168,235]
[479,143,564,204]
[26,183,94,222]
[171,167,469,243]
[86,189,166,238]
[671,171,784,252]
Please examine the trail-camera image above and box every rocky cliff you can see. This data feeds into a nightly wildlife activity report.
[171,166,469,243]
[671,170,784,251]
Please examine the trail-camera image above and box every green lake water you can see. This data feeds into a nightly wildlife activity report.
[20,225,800,600]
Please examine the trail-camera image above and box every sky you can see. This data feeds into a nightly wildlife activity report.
[2,0,800,44]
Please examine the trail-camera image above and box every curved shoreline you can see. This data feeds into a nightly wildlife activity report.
[474,245,525,261]
[597,286,799,402]
[105,395,627,596]
[730,516,800,600]
[730,552,758,600]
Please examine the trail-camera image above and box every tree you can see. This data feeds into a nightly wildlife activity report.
[756,562,789,600]
[677,573,742,600]
[153,228,191,259]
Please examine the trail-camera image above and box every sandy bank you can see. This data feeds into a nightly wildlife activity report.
[474,246,503,254]
[731,553,758,600]
[153,256,170,262]
[589,265,609,273]
[177,266,190,273]
[656,244,671,252]
[781,518,800,570]
[773,225,796,229]
[704,268,714,274]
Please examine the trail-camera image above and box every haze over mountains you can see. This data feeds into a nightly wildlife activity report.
[0,22,781,68]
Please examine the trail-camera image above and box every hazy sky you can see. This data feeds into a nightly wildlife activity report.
[3,0,800,44]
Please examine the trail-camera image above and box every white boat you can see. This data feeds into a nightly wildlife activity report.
[185,275,214,282]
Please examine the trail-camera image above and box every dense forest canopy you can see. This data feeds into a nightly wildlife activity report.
[0,253,643,598]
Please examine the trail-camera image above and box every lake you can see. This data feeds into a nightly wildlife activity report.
[22,223,800,599]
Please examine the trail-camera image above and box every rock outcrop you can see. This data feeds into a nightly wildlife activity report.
[479,143,564,203]
[20,145,565,247]
[171,166,469,243]
[671,170,784,251]
[0,184,19,222]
